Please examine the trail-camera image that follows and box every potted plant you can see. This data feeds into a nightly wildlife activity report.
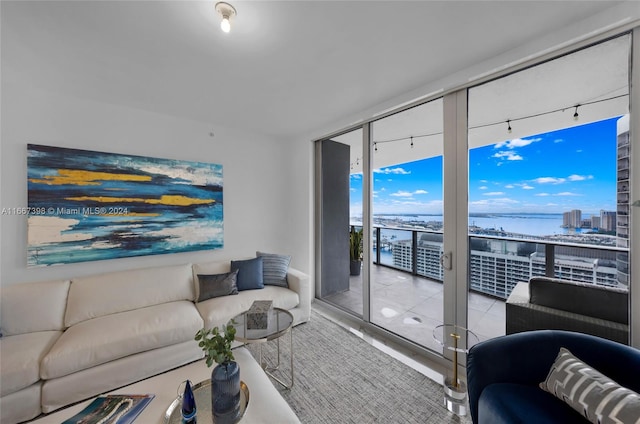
[349,226,363,276]
[195,322,241,423]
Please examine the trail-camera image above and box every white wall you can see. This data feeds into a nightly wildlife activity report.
[0,83,308,286]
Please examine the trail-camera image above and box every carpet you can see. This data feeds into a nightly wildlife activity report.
[253,309,472,424]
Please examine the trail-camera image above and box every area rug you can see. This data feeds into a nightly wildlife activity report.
[254,309,472,424]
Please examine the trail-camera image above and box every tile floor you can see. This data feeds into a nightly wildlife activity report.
[324,264,506,353]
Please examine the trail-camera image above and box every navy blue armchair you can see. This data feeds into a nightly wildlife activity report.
[466,330,640,424]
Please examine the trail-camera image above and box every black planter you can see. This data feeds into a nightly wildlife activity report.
[350,260,362,276]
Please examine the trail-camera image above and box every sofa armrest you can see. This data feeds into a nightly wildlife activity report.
[286,268,311,323]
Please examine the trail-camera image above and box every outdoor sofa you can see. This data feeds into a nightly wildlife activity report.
[505,276,629,343]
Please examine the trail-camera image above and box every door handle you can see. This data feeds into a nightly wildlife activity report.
[440,252,452,271]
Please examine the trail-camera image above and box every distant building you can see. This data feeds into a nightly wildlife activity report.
[563,209,582,228]
[616,114,630,288]
[600,210,617,232]
[591,215,601,229]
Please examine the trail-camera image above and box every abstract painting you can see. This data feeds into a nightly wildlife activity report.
[27,144,223,266]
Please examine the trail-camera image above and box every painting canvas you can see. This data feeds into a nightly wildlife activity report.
[27,144,223,266]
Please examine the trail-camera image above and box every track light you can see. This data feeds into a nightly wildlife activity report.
[573,105,580,121]
[374,143,378,152]
[410,136,414,148]
[506,120,512,134]
[215,2,236,33]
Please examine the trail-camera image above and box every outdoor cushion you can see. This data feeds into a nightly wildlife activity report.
[42,301,202,379]
[0,331,61,396]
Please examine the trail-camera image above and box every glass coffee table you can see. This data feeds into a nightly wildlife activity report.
[231,307,294,389]
[433,324,479,416]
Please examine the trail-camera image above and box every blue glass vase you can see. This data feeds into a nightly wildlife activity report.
[211,361,240,424]
[181,379,197,423]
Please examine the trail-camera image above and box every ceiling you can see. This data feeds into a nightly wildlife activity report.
[1,1,629,140]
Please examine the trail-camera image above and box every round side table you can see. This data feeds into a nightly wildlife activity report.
[433,324,479,416]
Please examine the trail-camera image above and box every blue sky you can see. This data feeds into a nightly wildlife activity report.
[351,117,619,216]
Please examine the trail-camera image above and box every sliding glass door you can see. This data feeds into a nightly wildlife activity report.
[466,33,631,343]
[316,31,634,356]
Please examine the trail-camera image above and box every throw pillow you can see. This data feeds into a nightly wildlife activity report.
[196,270,239,302]
[257,251,291,287]
[540,347,640,424]
[231,257,264,291]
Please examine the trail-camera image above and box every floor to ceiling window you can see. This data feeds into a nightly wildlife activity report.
[466,33,631,343]
[315,29,635,357]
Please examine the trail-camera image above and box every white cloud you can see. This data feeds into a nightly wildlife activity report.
[494,137,542,149]
[351,173,362,179]
[374,167,411,175]
[520,184,534,190]
[535,193,550,197]
[568,174,593,181]
[534,177,566,184]
[390,191,413,197]
[493,151,523,161]
[553,138,563,143]
[555,192,581,196]
[504,184,514,189]
[390,189,428,198]
[483,191,505,196]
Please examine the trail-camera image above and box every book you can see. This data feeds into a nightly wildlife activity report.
[62,394,155,424]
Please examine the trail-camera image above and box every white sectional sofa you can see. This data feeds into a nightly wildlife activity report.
[0,258,311,424]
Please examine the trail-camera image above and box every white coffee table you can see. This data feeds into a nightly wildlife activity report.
[30,347,300,424]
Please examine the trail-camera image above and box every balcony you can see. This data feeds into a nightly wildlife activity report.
[322,226,628,353]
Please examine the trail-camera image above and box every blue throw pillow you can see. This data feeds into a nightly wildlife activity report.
[231,257,264,291]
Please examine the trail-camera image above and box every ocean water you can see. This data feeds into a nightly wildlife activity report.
[358,213,592,237]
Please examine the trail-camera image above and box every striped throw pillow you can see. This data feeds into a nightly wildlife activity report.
[540,347,640,424]
[256,251,291,288]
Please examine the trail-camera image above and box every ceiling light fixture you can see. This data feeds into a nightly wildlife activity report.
[506,120,512,134]
[215,2,236,33]
[573,105,580,121]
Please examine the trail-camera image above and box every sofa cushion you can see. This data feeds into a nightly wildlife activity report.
[529,277,628,324]
[1,280,70,335]
[196,286,299,329]
[0,331,61,396]
[479,383,588,424]
[42,301,203,379]
[231,257,264,291]
[540,347,640,423]
[197,270,239,301]
[65,264,194,327]
[257,251,291,287]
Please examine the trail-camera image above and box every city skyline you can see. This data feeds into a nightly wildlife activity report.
[350,117,619,217]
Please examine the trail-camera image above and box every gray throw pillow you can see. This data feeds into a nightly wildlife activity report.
[257,251,291,288]
[230,257,264,291]
[197,270,239,302]
[540,347,640,424]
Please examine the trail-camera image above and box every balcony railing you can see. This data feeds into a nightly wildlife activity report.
[367,225,629,300]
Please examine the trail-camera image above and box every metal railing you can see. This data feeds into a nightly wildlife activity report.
[368,225,628,300]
